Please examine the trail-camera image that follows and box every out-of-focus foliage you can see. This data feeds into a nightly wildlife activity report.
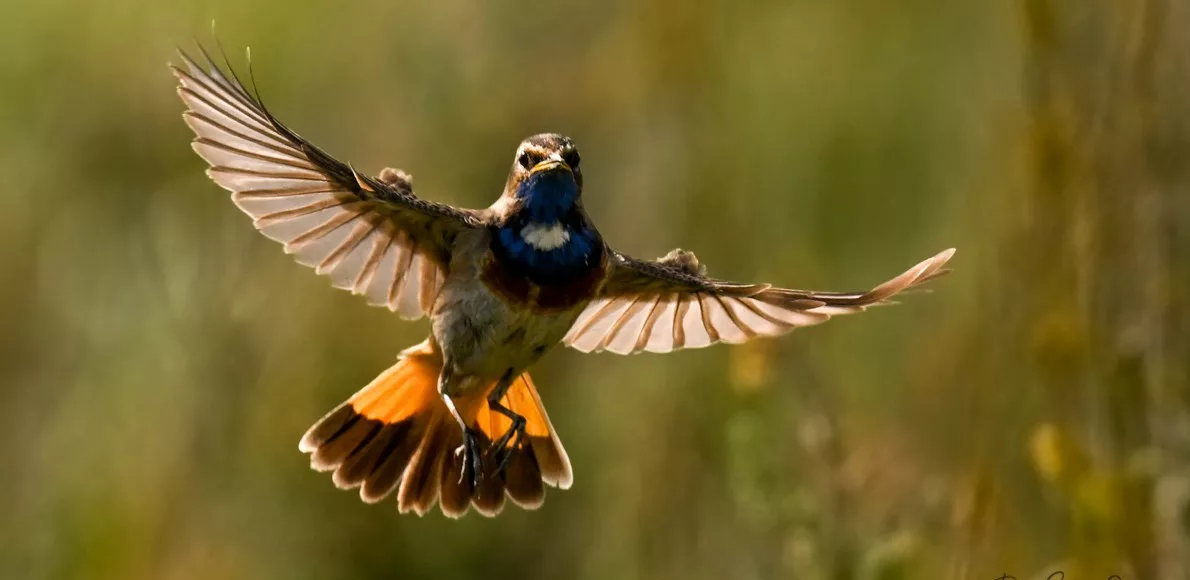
[2,0,1188,579]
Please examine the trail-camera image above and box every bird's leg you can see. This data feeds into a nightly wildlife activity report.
[486,370,527,475]
[438,364,481,490]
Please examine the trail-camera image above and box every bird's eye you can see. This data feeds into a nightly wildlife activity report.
[564,151,581,170]
[518,152,534,170]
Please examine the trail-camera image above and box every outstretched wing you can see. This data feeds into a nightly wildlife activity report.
[172,47,482,319]
[563,247,954,354]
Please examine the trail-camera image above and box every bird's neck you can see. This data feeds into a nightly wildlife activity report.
[493,205,603,286]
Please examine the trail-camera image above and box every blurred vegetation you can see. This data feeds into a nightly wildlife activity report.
[2,0,1188,579]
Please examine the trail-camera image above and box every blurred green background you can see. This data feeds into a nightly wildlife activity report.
[3,0,1189,578]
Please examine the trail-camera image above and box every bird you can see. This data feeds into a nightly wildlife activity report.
[171,46,954,518]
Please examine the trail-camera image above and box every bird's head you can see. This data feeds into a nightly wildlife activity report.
[496,133,583,222]
[490,134,602,282]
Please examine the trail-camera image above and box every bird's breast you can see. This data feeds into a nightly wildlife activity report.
[484,217,606,312]
[480,245,606,312]
[432,230,602,378]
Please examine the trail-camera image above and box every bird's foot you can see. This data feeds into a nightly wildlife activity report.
[488,415,526,475]
[454,427,483,489]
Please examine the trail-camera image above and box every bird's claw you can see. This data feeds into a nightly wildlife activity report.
[454,428,483,489]
[489,416,526,475]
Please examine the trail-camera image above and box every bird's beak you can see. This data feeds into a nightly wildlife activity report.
[529,154,572,175]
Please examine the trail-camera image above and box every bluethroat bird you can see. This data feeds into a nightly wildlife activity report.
[172,47,954,518]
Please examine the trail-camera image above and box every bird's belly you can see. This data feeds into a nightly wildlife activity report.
[431,278,585,380]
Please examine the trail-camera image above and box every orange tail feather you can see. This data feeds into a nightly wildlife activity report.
[298,340,572,517]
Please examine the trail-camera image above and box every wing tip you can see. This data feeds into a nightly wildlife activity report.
[862,246,956,303]
[928,247,956,273]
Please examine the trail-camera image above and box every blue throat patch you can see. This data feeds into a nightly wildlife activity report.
[516,168,578,223]
[493,170,602,285]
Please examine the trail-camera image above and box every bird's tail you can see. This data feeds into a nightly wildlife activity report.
[298,340,572,517]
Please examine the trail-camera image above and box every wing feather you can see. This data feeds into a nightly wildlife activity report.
[679,296,713,349]
[708,295,755,343]
[317,218,377,275]
[326,219,382,289]
[565,298,633,353]
[724,297,788,336]
[173,46,480,319]
[601,296,652,355]
[364,236,400,307]
[643,297,678,353]
[565,248,954,354]
[351,228,393,294]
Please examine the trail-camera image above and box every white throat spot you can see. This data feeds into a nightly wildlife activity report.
[520,222,570,251]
